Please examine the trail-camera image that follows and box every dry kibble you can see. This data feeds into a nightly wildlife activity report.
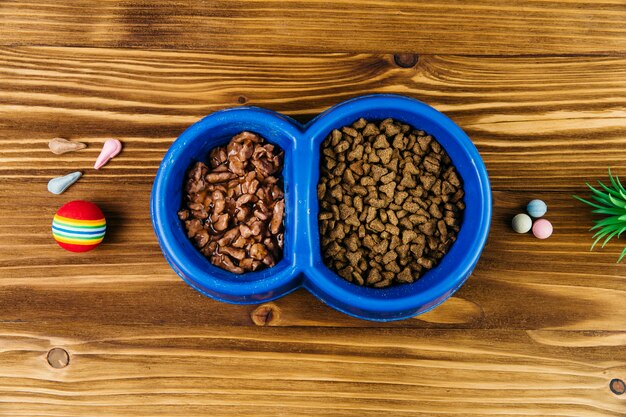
[385,223,400,236]
[370,165,388,181]
[377,148,393,164]
[373,135,389,149]
[388,157,399,173]
[423,155,441,174]
[342,126,359,138]
[382,251,398,265]
[179,132,284,274]
[442,181,456,195]
[318,118,464,287]
[396,244,410,258]
[369,219,385,232]
[352,118,367,129]
[389,235,401,251]
[402,230,418,245]
[362,123,379,137]
[385,123,401,136]
[330,129,342,146]
[385,261,401,273]
[420,174,436,190]
[418,135,432,151]
[373,239,389,254]
[397,268,413,283]
[379,182,396,198]
[353,195,363,212]
[366,268,383,285]
[380,172,395,184]
[392,134,405,150]
[402,201,420,213]
[400,175,417,188]
[429,203,443,219]
[419,221,435,236]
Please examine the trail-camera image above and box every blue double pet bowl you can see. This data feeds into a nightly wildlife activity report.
[151,94,491,321]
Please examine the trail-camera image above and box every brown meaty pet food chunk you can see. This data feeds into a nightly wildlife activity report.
[179,132,285,274]
[317,118,464,288]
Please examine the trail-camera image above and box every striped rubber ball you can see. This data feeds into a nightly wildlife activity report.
[52,200,106,252]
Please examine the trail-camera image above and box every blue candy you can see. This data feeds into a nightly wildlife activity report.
[48,171,82,195]
[527,199,547,218]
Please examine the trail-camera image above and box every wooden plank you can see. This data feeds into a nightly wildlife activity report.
[0,324,624,416]
[1,183,624,330]
[0,1,625,54]
[0,47,625,190]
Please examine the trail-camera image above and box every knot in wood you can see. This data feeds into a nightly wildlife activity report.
[251,303,281,326]
[47,348,70,369]
[609,378,625,395]
[393,53,419,68]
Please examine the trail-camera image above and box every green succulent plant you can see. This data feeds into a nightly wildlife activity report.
[573,168,626,263]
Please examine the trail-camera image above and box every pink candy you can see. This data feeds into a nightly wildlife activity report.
[532,219,553,239]
[94,139,122,169]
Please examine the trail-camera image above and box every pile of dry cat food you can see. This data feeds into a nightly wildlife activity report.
[317,118,464,288]
[178,132,285,274]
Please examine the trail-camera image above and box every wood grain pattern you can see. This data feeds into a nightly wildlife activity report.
[0,324,624,417]
[0,1,625,54]
[1,4,626,414]
[1,184,625,331]
[0,47,625,190]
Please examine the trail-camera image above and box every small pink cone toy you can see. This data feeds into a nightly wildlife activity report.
[94,139,122,169]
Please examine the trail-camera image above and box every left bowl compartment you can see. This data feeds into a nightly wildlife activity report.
[151,107,301,303]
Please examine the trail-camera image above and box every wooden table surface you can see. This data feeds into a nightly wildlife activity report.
[1,1,625,416]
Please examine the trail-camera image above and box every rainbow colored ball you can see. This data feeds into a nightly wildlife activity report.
[52,200,106,252]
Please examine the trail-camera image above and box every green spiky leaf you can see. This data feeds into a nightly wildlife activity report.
[598,180,626,200]
[618,247,626,263]
[573,168,626,263]
[573,195,606,210]
[602,229,621,248]
[591,208,626,216]
[608,194,626,209]
[591,228,612,250]
[586,183,614,204]
[609,168,626,194]
[590,216,626,230]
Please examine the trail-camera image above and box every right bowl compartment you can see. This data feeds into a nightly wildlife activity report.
[303,94,492,321]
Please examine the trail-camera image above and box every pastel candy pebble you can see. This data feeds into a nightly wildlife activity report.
[47,171,82,195]
[527,199,547,218]
[52,200,106,252]
[94,139,122,169]
[511,213,532,233]
[532,219,553,239]
[48,137,87,155]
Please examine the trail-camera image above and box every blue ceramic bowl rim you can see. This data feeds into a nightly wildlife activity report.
[151,94,492,321]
